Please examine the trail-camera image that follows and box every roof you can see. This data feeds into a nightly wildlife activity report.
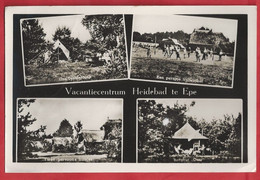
[171,122,208,141]
[81,130,105,143]
[189,31,214,46]
[102,118,122,125]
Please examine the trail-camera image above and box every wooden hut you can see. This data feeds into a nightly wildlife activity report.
[171,122,208,153]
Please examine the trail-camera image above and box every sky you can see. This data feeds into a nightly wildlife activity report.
[19,99,123,135]
[152,99,242,122]
[36,15,92,43]
[133,15,238,42]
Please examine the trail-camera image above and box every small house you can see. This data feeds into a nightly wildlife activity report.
[171,122,208,153]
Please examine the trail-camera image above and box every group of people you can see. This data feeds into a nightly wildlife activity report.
[143,43,225,62]
[195,47,214,62]
[163,45,192,60]
[195,47,224,62]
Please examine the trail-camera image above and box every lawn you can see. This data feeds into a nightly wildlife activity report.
[131,48,234,87]
[25,61,127,85]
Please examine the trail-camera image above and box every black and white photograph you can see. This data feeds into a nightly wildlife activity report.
[21,14,128,86]
[138,99,242,163]
[16,98,123,162]
[131,15,237,88]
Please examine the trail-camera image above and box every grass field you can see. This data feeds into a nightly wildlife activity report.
[131,47,234,87]
[25,61,127,85]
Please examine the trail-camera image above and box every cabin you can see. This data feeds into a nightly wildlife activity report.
[170,122,208,155]
[189,27,229,53]
[189,27,214,50]
[77,118,122,155]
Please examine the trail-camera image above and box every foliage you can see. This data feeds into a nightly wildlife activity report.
[17,99,46,161]
[198,113,241,156]
[82,15,124,51]
[52,138,77,153]
[103,120,122,162]
[53,119,74,137]
[103,55,128,79]
[21,19,47,64]
[82,15,127,78]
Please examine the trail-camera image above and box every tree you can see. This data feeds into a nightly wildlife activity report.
[21,19,47,64]
[54,119,74,137]
[53,26,72,48]
[198,113,241,156]
[82,15,127,78]
[82,15,124,51]
[17,99,46,161]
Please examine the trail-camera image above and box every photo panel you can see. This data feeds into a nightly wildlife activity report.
[16,98,123,163]
[20,14,128,86]
[130,15,238,88]
[137,98,243,163]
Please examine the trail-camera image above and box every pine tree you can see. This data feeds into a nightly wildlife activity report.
[54,119,74,137]
[22,19,47,64]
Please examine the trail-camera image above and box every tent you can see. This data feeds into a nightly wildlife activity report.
[53,39,70,61]
[162,38,185,49]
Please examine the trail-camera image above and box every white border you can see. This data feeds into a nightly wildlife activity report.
[20,14,129,87]
[129,15,238,89]
[136,98,243,163]
[5,6,256,172]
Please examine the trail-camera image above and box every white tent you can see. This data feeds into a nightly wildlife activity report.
[53,39,70,60]
[162,38,185,49]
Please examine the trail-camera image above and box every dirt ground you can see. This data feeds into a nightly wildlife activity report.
[131,47,234,87]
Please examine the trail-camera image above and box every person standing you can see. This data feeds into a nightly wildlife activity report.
[210,49,214,60]
[176,46,181,60]
[195,47,201,62]
[147,45,152,58]
[183,48,187,59]
[202,48,207,60]
[219,50,223,61]
[187,47,191,58]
